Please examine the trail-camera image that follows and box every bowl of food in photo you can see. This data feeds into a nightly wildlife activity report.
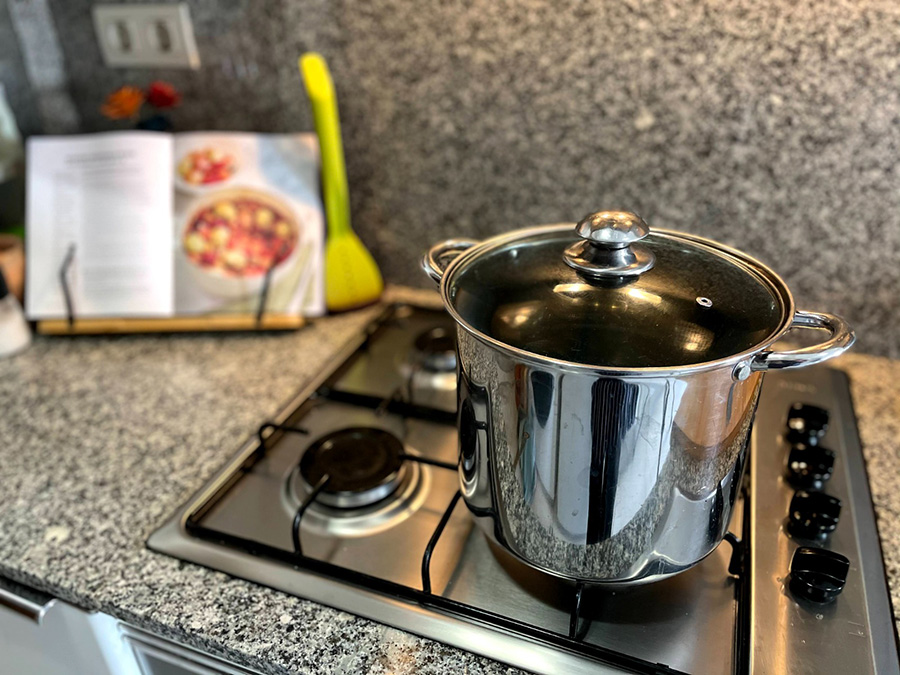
[175,144,238,194]
[181,188,302,300]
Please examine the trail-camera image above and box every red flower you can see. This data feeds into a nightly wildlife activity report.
[146,81,181,109]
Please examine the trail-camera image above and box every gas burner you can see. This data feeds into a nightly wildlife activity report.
[413,326,457,373]
[298,427,408,509]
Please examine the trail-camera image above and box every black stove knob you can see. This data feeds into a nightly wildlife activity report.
[786,403,829,445]
[787,442,835,489]
[788,490,842,540]
[789,546,850,603]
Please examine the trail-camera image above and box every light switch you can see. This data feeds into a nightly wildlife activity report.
[92,4,200,69]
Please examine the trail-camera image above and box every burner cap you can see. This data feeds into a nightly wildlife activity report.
[413,326,457,372]
[299,428,406,509]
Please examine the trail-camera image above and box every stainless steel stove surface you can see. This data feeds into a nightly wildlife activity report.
[148,304,899,675]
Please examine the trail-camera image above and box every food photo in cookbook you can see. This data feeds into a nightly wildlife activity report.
[177,147,236,187]
[181,189,301,300]
[173,133,323,315]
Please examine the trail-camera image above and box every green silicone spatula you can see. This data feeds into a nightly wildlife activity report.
[300,52,384,312]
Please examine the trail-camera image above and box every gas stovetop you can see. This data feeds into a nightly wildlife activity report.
[149,303,899,674]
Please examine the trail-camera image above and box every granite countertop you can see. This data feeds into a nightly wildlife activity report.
[0,287,898,675]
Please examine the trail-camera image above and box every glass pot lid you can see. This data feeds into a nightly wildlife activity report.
[443,211,793,369]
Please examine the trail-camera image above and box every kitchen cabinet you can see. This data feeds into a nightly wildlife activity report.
[0,576,261,675]
[0,576,138,675]
[122,626,262,675]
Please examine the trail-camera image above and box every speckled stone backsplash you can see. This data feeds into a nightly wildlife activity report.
[4,0,899,356]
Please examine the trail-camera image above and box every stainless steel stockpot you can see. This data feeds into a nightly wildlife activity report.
[422,211,855,584]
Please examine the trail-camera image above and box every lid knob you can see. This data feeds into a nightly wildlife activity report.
[564,210,656,278]
[575,211,650,246]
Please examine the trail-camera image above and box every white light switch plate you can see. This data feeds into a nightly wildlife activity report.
[92,3,200,69]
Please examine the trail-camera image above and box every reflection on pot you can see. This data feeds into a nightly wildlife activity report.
[457,326,760,584]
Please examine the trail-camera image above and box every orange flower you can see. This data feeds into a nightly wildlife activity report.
[101,86,145,119]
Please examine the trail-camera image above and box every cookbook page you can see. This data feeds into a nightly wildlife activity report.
[26,132,174,318]
[172,133,324,317]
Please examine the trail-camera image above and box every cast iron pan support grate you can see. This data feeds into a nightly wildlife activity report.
[256,423,309,460]
[723,531,746,577]
[569,581,588,640]
[421,490,463,594]
[291,474,330,556]
[286,428,597,645]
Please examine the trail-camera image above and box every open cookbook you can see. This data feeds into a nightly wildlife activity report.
[26,131,325,323]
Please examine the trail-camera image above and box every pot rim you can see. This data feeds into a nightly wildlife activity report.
[440,223,797,376]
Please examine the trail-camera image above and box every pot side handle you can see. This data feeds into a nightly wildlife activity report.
[422,239,479,284]
[745,310,856,375]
